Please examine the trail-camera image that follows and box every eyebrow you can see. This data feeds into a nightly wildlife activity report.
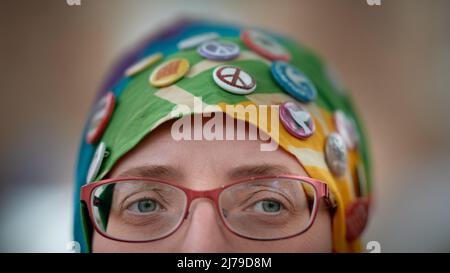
[115,165,183,181]
[114,163,292,183]
[226,164,292,180]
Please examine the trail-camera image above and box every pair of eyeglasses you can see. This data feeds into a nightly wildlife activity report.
[80,175,330,243]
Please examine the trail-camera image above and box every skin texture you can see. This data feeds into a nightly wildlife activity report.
[92,115,332,252]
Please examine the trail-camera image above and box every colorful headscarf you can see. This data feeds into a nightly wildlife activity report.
[74,19,372,253]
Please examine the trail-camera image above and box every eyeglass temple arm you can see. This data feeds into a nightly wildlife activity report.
[318,182,337,210]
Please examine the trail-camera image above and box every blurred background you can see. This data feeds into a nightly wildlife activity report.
[0,0,449,252]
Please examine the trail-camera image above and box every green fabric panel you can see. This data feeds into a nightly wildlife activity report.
[80,202,92,253]
[96,64,177,179]
[94,35,371,191]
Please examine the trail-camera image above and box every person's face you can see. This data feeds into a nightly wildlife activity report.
[92,115,332,252]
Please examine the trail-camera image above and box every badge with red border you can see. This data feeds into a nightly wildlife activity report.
[345,197,370,242]
[86,92,115,144]
[241,30,291,61]
[213,65,257,95]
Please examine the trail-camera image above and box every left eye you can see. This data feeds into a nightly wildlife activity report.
[254,200,283,213]
[127,199,160,213]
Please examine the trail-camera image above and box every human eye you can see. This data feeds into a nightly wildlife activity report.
[253,199,284,214]
[120,195,169,226]
[126,198,163,214]
[242,189,294,216]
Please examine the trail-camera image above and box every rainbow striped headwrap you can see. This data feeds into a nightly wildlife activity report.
[74,20,372,253]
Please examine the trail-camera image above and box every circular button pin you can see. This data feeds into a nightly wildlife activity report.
[334,110,359,150]
[86,92,115,144]
[345,198,369,242]
[280,101,315,139]
[325,133,348,177]
[213,65,256,95]
[86,142,107,183]
[124,52,163,77]
[271,61,317,103]
[177,32,219,50]
[149,58,190,87]
[197,40,240,61]
[241,30,290,61]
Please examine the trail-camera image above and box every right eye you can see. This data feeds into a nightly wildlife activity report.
[127,198,161,214]
[253,199,283,214]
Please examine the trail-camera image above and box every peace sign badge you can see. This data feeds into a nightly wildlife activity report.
[198,40,240,61]
[279,101,315,139]
[271,61,317,103]
[213,65,257,95]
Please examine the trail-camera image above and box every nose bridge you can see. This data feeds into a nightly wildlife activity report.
[189,187,221,202]
[184,187,222,219]
[180,188,230,252]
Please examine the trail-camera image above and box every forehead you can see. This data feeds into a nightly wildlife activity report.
[107,114,307,181]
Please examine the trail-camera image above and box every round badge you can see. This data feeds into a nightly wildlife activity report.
[334,110,359,150]
[197,40,240,61]
[345,198,370,242]
[271,61,317,103]
[325,133,348,177]
[213,65,256,95]
[241,30,290,61]
[86,142,107,183]
[124,52,163,77]
[177,32,219,50]
[86,92,115,144]
[149,58,190,87]
[280,101,315,139]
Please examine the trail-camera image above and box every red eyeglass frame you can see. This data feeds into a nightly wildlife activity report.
[80,174,330,243]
